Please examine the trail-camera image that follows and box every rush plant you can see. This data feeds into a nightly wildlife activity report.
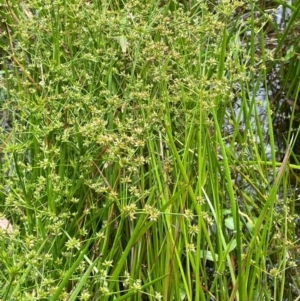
[0,0,299,300]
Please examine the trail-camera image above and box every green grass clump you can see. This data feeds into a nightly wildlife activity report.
[0,0,299,300]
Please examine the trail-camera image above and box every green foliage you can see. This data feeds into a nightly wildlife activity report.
[0,0,299,300]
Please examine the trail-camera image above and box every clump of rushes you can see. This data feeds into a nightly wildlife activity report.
[0,0,299,300]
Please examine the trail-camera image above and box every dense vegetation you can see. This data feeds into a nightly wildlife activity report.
[0,0,299,300]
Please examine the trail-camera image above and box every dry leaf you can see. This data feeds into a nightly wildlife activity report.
[0,218,13,234]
